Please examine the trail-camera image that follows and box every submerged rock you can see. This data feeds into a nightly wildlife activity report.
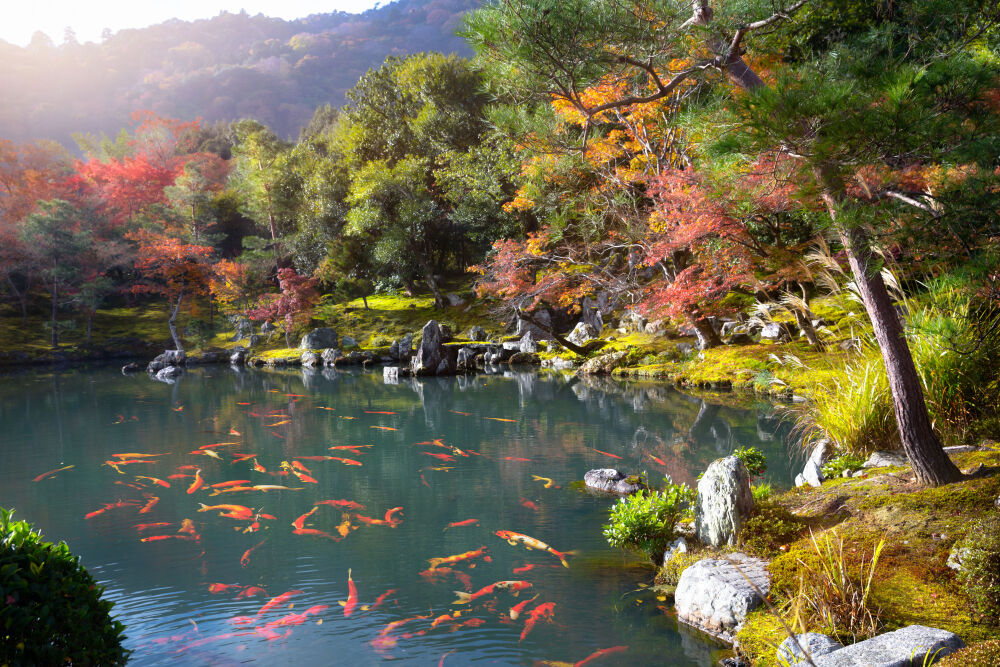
[147,349,186,372]
[674,553,770,642]
[694,456,754,547]
[583,468,645,495]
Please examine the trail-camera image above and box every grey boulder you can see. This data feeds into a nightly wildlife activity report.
[299,327,338,350]
[583,468,644,495]
[813,625,963,667]
[674,553,770,642]
[694,456,754,547]
[863,451,908,469]
[566,321,599,347]
[777,634,842,665]
[301,350,321,367]
[321,348,341,366]
[466,325,487,342]
[519,330,539,354]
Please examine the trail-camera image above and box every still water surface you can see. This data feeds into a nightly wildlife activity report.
[0,365,794,665]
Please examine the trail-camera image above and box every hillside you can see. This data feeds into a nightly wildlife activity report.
[0,0,479,146]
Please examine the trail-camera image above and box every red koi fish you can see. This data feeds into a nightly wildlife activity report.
[229,428,241,435]
[207,583,242,594]
[256,627,292,641]
[210,480,252,489]
[168,474,193,480]
[241,539,266,568]
[260,605,328,631]
[448,617,485,632]
[423,452,456,462]
[495,530,574,568]
[509,594,540,620]
[443,519,479,532]
[33,465,74,482]
[449,410,471,416]
[237,402,251,406]
[427,546,491,569]
[84,500,140,520]
[519,602,555,641]
[512,563,559,575]
[136,476,170,488]
[198,503,254,520]
[135,522,171,531]
[252,459,266,473]
[256,589,305,616]
[575,646,628,666]
[229,615,256,626]
[141,534,196,543]
[384,507,403,526]
[453,580,532,605]
[646,453,667,466]
[236,586,267,599]
[370,426,397,431]
[592,448,622,459]
[504,457,532,462]
[341,568,360,616]
[328,457,362,466]
[231,453,257,463]
[199,442,240,450]
[292,470,319,484]
[370,615,431,655]
[520,498,539,511]
[330,444,373,451]
[364,410,397,415]
[292,528,342,541]
[138,494,159,514]
[292,507,318,530]
[354,514,388,527]
[187,469,205,494]
[370,588,398,609]
[431,612,460,628]
[315,499,365,511]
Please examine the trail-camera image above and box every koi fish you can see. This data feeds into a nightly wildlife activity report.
[168,474,193,480]
[420,473,430,487]
[266,420,291,427]
[495,530,574,568]
[448,617,485,632]
[340,568,362,616]
[384,507,403,526]
[364,410,397,415]
[209,486,256,495]
[531,475,555,488]
[210,480,252,489]
[575,646,628,666]
[261,604,328,631]
[177,464,200,471]
[115,481,143,490]
[173,405,184,412]
[370,425,397,431]
[187,469,205,494]
[178,518,198,535]
[423,452,456,462]
[427,546,491,570]
[592,448,622,459]
[370,588,397,609]
[135,522,171,531]
[355,514,389,527]
[316,406,335,411]
[509,594,539,620]
[431,612,461,628]
[298,455,346,461]
[328,444,373,454]
[237,402,252,406]
[140,534,196,543]
[292,528,341,541]
[315,499,365,511]
[327,457,362,466]
[207,583,242,594]
[512,563,558,575]
[231,453,257,463]
[486,417,516,422]
[236,586,267,599]
[136,476,170,488]
[419,567,473,592]
[229,428,241,436]
[229,615,256,626]
[256,589,304,616]
[370,615,431,655]
[339,416,356,420]
[252,459,267,473]
[333,513,356,538]
[453,580,532,605]
[33,465,74,482]
[520,498,539,511]
[241,539,266,568]
[138,494,159,514]
[251,485,304,492]
[192,449,222,460]
[449,410,471,416]
[292,507,318,530]
[198,504,254,520]
[646,453,667,466]
[443,519,479,532]
[113,414,125,424]
[112,453,166,459]
[519,602,555,641]
[504,457,532,462]
[199,442,240,449]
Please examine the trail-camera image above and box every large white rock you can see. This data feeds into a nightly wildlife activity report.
[777,633,842,665]
[863,451,908,468]
[566,321,598,347]
[694,456,754,547]
[812,625,963,666]
[674,553,770,642]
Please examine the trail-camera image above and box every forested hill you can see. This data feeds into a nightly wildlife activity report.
[0,0,479,146]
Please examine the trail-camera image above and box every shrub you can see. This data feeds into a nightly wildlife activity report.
[603,482,694,564]
[751,483,773,504]
[733,446,768,480]
[0,508,128,665]
[821,453,867,479]
[937,640,1000,667]
[956,516,1000,625]
[739,504,805,558]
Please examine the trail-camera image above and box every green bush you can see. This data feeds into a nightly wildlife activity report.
[821,453,867,479]
[739,504,806,558]
[603,482,694,564]
[956,516,1000,625]
[937,640,1000,666]
[0,508,128,665]
[733,446,768,479]
[751,482,773,503]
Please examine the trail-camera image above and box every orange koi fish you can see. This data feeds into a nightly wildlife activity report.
[140,534,196,543]
[575,646,628,666]
[328,457,362,466]
[112,453,167,459]
[329,444,374,453]
[384,507,403,526]
[354,514,388,527]
[237,402,252,406]
[443,519,479,532]
[364,410,397,415]
[236,586,267,599]
[504,457,532,462]
[177,464,199,471]
[229,428,241,436]
[370,425,398,431]
[431,612,461,628]
[33,465,74,482]
[519,602,555,642]
[292,470,319,484]
[315,499,365,511]
[256,589,304,616]
[495,530,574,568]
[423,452,456,462]
[447,617,485,632]
[210,480,252,489]
[316,406,336,411]
[486,417,516,422]
[251,485,304,492]
[271,432,285,439]
[199,442,240,450]
[292,527,341,541]
[231,453,257,463]
[453,580,532,605]
[340,568,361,616]
[138,494,160,514]
[333,513,356,538]
[290,461,311,474]
[292,507,318,530]
[509,594,539,620]
[173,405,184,412]
[167,474,192,481]
[512,563,558,575]
[519,498,539,511]
[198,503,254,519]
[427,546,491,570]
[228,615,256,626]
[209,486,256,495]
[299,454,347,461]
[370,615,431,655]
[338,416,357,420]
[592,448,622,459]
[531,475,555,488]
[241,539,266,567]
[136,476,170,488]
[260,605,328,631]
[192,449,222,460]
[178,518,198,535]
[449,410,471,416]
[266,420,291,427]
[252,459,267,473]
[207,583,243,594]
[135,522,171,531]
[646,453,667,466]
[187,469,205,494]
[370,588,397,609]
[115,481,143,490]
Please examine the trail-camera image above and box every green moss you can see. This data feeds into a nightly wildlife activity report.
[937,640,1000,667]
[655,549,703,586]
[734,610,788,667]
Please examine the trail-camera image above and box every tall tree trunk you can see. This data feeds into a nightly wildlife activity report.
[50,280,58,349]
[690,314,722,350]
[420,257,446,309]
[362,294,370,310]
[815,167,962,486]
[793,308,823,349]
[168,288,185,352]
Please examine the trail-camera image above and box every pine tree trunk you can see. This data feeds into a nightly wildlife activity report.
[794,308,823,349]
[168,289,185,352]
[691,314,722,350]
[362,294,370,310]
[815,167,963,486]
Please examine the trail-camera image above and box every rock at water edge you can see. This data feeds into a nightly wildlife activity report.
[674,553,770,642]
[694,456,753,547]
[583,469,645,495]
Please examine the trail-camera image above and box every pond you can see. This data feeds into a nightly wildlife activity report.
[0,364,796,665]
